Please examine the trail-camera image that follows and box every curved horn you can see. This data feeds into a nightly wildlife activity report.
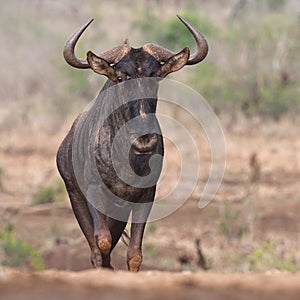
[143,15,208,65]
[63,19,131,69]
[177,15,208,65]
[63,19,94,69]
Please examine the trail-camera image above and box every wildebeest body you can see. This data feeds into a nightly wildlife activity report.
[57,16,208,271]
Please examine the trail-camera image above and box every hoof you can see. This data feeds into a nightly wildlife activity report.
[128,254,142,272]
[103,264,114,270]
[97,237,111,254]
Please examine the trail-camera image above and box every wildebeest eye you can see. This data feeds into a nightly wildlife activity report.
[117,76,123,83]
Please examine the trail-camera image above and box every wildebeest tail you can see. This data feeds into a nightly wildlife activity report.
[121,229,130,247]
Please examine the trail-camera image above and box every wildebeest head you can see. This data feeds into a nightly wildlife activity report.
[63,15,208,156]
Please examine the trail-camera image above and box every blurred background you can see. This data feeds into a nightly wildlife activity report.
[0,0,299,273]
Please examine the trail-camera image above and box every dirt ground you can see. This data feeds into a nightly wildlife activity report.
[0,116,300,299]
[1,268,300,300]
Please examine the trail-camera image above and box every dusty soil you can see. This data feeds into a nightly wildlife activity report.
[0,117,300,298]
[1,268,300,300]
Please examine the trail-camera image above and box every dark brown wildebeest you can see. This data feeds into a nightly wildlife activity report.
[56,15,208,272]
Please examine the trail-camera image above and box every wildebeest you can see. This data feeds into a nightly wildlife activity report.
[56,15,208,272]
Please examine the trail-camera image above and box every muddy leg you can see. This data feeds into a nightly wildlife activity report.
[127,223,145,272]
[98,206,131,268]
[87,202,112,260]
[127,203,153,272]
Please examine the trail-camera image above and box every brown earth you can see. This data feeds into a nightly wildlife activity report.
[1,268,300,300]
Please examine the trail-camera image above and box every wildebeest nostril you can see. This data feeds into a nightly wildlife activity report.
[130,133,158,154]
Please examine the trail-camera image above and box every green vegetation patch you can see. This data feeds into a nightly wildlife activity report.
[248,240,300,272]
[0,224,44,270]
[32,179,66,205]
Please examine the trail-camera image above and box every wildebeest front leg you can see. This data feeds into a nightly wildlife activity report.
[127,222,146,272]
[87,202,112,259]
[65,188,102,269]
[127,203,153,272]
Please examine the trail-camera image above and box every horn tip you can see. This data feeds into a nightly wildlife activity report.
[87,18,94,25]
[177,14,189,26]
[177,14,184,21]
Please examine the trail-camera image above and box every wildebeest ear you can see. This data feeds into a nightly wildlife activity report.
[159,47,190,78]
[87,51,116,81]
